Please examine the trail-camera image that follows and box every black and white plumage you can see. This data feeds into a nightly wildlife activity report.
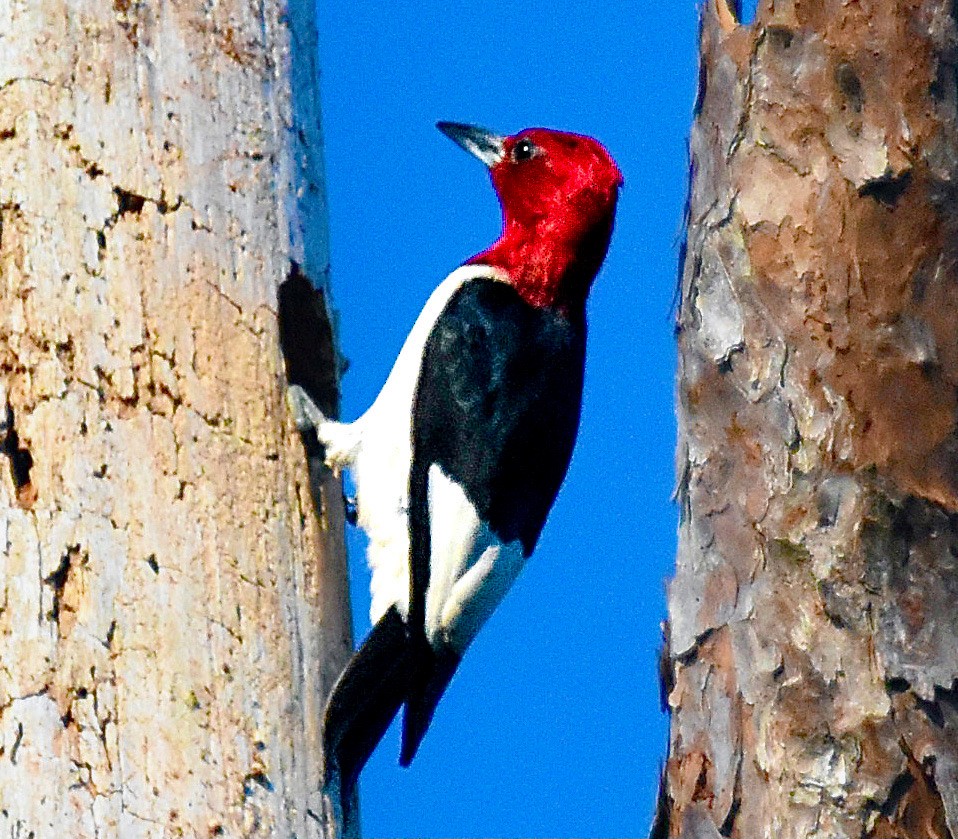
[290,263,583,782]
[289,121,622,816]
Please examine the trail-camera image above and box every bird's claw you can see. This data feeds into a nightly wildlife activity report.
[344,495,358,526]
[287,384,327,433]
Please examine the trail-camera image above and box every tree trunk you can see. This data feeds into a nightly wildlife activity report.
[659,1,958,837]
[0,3,352,837]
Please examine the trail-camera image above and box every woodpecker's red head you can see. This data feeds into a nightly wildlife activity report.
[438,121,623,312]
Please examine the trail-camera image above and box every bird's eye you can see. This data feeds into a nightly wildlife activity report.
[513,139,537,162]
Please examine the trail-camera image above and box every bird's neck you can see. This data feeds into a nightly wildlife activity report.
[468,212,614,313]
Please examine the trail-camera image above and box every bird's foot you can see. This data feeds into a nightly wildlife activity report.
[344,495,358,526]
[286,384,327,433]
[287,384,360,473]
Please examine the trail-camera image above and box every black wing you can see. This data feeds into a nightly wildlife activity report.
[419,278,585,537]
[401,277,586,762]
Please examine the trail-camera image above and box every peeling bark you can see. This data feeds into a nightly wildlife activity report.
[0,2,351,837]
[660,1,958,837]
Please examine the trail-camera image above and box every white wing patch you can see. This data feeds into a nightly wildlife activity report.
[315,264,511,633]
[424,464,525,654]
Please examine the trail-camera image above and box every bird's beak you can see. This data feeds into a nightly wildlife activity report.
[437,122,505,168]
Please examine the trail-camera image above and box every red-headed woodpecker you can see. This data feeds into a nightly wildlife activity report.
[289,121,622,813]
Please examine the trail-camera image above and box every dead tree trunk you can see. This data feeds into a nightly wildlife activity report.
[0,3,352,837]
[659,1,958,837]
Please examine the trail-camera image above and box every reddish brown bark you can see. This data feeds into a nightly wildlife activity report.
[659,1,958,837]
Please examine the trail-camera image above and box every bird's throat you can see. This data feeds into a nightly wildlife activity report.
[468,213,613,313]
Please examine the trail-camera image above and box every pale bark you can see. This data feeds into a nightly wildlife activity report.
[0,2,351,837]
[659,1,958,837]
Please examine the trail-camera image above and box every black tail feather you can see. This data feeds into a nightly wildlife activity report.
[400,642,461,767]
[323,607,411,804]
[322,605,463,814]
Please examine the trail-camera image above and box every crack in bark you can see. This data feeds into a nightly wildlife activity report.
[0,77,54,93]
[867,740,953,839]
[836,62,865,114]
[112,186,185,218]
[859,170,914,208]
[726,28,764,163]
[8,724,23,766]
[43,545,78,625]
[0,403,34,510]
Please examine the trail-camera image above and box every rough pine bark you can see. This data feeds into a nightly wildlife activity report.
[659,1,958,837]
[0,2,352,837]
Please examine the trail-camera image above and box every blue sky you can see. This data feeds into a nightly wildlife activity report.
[313,2,732,836]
